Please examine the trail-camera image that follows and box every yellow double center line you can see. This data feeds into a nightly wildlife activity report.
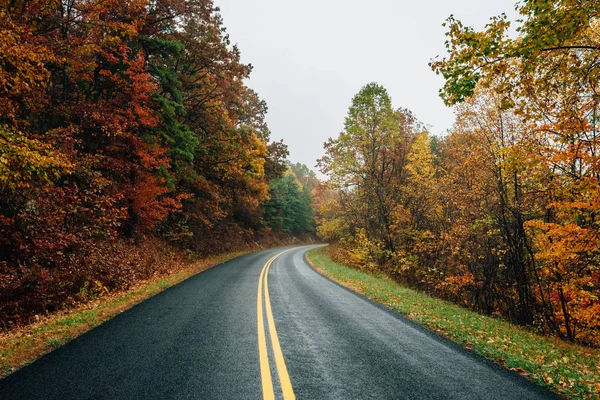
[257,249,296,400]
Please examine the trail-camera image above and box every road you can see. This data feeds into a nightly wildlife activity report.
[0,245,557,399]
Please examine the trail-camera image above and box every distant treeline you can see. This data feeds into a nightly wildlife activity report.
[0,0,315,327]
[317,1,600,346]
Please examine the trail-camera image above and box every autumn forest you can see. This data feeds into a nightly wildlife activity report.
[0,0,315,327]
[317,1,600,347]
[2,0,600,351]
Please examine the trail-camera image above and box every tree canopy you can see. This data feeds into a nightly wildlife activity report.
[317,73,600,346]
[0,0,315,326]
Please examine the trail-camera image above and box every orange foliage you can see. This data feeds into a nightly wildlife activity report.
[0,0,289,326]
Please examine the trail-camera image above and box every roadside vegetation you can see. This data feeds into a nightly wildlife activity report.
[306,246,600,399]
[0,249,243,377]
[314,0,600,348]
[0,236,314,378]
[0,0,317,333]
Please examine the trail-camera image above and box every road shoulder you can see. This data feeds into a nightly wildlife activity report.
[305,246,599,400]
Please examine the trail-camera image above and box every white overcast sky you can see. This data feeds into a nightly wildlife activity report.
[215,0,519,172]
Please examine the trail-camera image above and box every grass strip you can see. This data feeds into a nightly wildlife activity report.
[305,246,600,400]
[0,250,249,378]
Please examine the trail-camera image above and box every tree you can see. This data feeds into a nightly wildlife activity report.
[289,162,319,191]
[263,169,315,234]
[319,83,411,261]
[431,0,600,341]
[0,0,292,325]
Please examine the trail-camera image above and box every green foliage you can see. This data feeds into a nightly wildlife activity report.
[430,1,600,105]
[318,82,421,267]
[263,170,315,234]
[141,35,197,167]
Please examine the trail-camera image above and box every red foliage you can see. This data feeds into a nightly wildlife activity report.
[0,0,286,328]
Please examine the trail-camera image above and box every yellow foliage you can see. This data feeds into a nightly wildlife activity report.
[0,127,74,190]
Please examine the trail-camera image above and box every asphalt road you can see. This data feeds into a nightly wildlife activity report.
[0,245,557,399]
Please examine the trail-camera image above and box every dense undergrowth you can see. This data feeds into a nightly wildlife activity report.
[0,235,315,377]
[1,233,315,332]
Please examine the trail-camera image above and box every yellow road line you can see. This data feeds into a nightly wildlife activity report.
[257,249,296,400]
[257,255,276,400]
[264,253,296,400]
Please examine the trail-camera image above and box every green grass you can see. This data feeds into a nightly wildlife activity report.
[47,338,62,347]
[306,247,600,399]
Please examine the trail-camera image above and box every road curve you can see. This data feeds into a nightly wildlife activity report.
[0,245,557,399]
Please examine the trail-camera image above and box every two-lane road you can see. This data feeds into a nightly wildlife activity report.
[0,246,556,399]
